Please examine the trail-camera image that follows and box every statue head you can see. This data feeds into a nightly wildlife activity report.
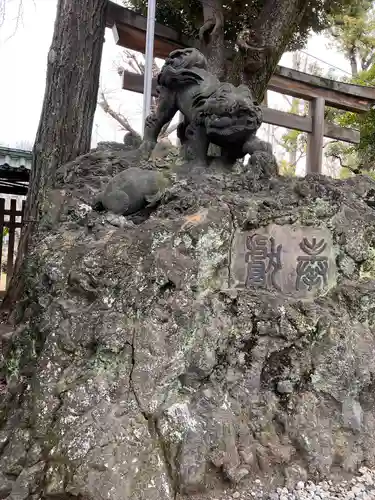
[158,48,208,89]
[203,84,263,149]
[164,48,208,71]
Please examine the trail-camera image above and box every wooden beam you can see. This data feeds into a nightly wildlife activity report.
[107,1,195,59]
[122,67,374,113]
[106,1,188,43]
[111,22,188,60]
[324,122,359,144]
[123,70,158,95]
[0,184,28,196]
[0,147,32,160]
[122,71,360,145]
[263,108,359,144]
[306,98,325,174]
[0,166,30,182]
[275,66,375,102]
[268,74,373,113]
[261,108,312,133]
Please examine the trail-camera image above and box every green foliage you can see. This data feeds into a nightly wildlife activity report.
[339,167,353,179]
[339,164,375,179]
[279,73,309,168]
[281,129,304,153]
[325,140,359,177]
[327,0,375,73]
[128,0,202,40]
[355,110,375,169]
[279,159,296,177]
[321,3,375,173]
[126,0,370,51]
[352,66,375,169]
[326,65,375,171]
[5,347,21,380]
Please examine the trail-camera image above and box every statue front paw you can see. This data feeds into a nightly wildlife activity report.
[243,137,273,156]
[139,140,157,160]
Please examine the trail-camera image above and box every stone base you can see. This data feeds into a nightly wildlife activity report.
[1,149,375,499]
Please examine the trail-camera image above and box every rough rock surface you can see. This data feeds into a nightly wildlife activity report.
[1,148,375,500]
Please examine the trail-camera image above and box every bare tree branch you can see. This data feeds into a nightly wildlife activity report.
[123,49,144,74]
[281,94,292,107]
[0,0,5,27]
[323,140,340,148]
[107,48,176,142]
[271,134,286,148]
[118,49,160,77]
[152,60,160,77]
[98,90,140,138]
[328,152,360,174]
[0,0,25,36]
[107,49,175,141]
[13,0,23,32]
[292,151,306,167]
[160,121,178,139]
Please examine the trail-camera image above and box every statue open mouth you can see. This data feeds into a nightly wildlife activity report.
[205,113,257,136]
[206,117,252,148]
[211,116,233,128]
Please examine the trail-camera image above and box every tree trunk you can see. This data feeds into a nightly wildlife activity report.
[1,0,107,317]
[361,52,375,71]
[348,47,358,77]
[229,0,308,102]
[199,0,226,80]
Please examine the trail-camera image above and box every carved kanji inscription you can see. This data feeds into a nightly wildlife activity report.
[231,225,336,299]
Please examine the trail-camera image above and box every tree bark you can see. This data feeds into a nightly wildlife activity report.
[348,47,358,77]
[229,0,308,102]
[199,0,226,80]
[1,0,107,316]
[361,52,375,71]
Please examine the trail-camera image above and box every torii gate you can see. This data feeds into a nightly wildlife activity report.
[105,1,375,174]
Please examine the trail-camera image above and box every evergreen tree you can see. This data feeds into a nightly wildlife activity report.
[324,2,375,174]
[127,0,372,101]
[327,0,375,77]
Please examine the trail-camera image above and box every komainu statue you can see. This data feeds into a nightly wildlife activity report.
[140,47,272,166]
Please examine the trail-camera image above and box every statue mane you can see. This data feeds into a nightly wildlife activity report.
[158,48,208,89]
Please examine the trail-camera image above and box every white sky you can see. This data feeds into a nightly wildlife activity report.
[0,0,351,152]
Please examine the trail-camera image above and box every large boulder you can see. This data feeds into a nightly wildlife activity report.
[1,149,375,500]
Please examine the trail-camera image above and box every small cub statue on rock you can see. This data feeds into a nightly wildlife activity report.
[140,47,272,165]
[94,167,169,216]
